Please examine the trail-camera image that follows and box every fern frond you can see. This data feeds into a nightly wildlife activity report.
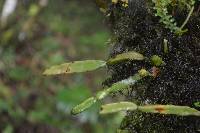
[152,0,195,35]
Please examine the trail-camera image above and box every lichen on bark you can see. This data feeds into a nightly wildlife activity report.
[103,0,200,132]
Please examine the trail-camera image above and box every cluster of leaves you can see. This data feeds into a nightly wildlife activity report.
[44,1,200,132]
[44,51,200,116]
[152,0,196,35]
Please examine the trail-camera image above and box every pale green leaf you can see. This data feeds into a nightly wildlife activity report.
[100,102,137,114]
[138,105,200,116]
[43,60,106,75]
[107,51,145,65]
[71,97,97,115]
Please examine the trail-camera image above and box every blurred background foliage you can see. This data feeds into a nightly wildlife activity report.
[0,0,123,132]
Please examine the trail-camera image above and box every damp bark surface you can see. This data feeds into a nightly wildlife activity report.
[104,1,200,132]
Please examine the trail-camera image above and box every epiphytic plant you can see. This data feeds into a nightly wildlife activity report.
[43,49,200,116]
[98,0,196,35]
[44,0,200,131]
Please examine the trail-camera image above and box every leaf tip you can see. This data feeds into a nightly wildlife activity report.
[42,69,49,75]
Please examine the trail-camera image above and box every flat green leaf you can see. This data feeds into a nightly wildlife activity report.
[100,102,137,114]
[107,51,145,65]
[71,97,97,115]
[43,60,106,75]
[138,105,200,116]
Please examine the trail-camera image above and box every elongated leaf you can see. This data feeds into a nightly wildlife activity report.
[96,74,142,100]
[71,97,97,115]
[107,51,145,65]
[100,102,137,114]
[99,101,200,116]
[138,105,200,116]
[43,60,106,75]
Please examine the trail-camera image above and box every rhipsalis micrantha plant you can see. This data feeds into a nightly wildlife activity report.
[44,0,200,132]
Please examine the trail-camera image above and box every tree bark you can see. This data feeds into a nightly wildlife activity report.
[104,1,200,132]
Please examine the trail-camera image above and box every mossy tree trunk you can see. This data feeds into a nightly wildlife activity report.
[102,0,200,132]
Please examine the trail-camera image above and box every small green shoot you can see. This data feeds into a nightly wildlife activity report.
[107,51,145,65]
[138,69,150,77]
[151,55,165,66]
[163,39,169,54]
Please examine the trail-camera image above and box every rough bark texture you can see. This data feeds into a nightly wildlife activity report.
[104,1,200,132]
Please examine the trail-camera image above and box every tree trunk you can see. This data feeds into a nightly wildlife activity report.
[104,1,200,132]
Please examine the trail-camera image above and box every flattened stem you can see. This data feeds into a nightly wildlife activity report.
[107,51,145,65]
[71,73,143,115]
[138,105,200,116]
[100,101,200,116]
[43,60,106,75]
[71,97,97,115]
[100,102,138,114]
